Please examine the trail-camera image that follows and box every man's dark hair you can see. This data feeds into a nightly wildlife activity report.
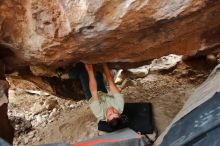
[108,117,121,129]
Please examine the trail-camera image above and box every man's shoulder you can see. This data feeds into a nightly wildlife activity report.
[89,98,99,105]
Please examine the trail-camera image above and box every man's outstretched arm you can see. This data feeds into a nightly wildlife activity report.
[85,64,98,100]
[103,63,120,95]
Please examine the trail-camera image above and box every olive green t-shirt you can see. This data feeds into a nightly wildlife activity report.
[89,92,124,121]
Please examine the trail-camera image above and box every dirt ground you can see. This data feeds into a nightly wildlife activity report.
[7,57,214,146]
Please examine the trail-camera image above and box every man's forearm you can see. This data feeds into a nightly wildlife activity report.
[103,64,114,83]
[86,65,98,100]
[87,70,97,92]
[103,64,120,94]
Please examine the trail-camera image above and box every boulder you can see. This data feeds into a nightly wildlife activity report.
[150,54,182,72]
[128,65,150,78]
[0,0,220,69]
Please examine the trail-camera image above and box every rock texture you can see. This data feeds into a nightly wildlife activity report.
[0,0,220,68]
[0,80,14,144]
[0,62,14,144]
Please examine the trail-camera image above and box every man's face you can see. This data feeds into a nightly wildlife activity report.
[106,107,120,122]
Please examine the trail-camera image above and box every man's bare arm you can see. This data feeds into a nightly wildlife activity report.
[103,64,120,95]
[85,64,98,100]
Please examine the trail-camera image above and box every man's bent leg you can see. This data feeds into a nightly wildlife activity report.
[68,65,80,79]
[96,71,108,93]
[79,66,108,100]
[78,63,108,100]
[68,63,92,100]
[78,65,92,100]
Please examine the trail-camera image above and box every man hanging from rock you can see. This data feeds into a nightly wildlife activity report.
[59,63,124,127]
[85,64,124,127]
[59,62,108,100]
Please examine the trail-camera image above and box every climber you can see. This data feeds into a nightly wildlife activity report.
[58,63,124,127]
[58,62,108,100]
[85,64,124,127]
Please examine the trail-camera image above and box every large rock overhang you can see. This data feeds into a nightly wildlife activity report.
[0,0,220,69]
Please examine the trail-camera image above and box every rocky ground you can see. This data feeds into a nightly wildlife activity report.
[6,55,215,146]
